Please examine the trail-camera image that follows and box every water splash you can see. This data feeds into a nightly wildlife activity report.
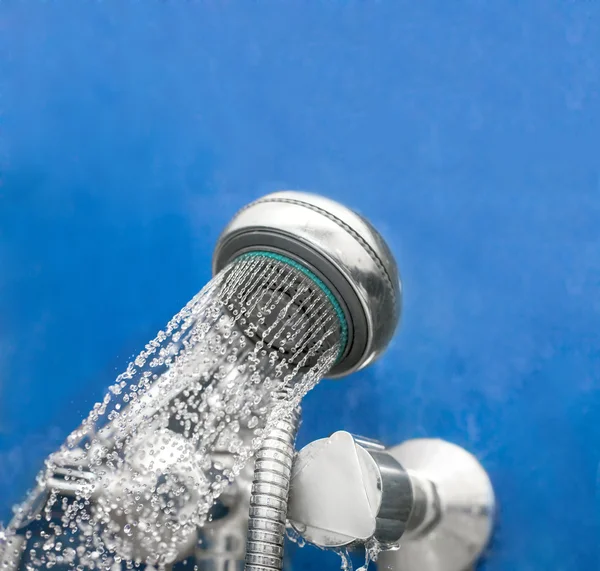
[3,254,343,570]
[285,527,306,548]
[334,548,353,571]
[332,539,382,571]
[356,539,383,571]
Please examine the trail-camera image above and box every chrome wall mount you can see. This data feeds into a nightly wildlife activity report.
[287,432,495,571]
[377,438,495,571]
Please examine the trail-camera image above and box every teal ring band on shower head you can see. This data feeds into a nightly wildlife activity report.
[236,251,349,362]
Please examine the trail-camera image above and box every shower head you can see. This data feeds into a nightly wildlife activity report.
[212,191,401,378]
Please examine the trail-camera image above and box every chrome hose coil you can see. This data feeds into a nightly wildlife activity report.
[244,411,300,571]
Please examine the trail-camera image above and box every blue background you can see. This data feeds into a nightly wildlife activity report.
[1,2,599,569]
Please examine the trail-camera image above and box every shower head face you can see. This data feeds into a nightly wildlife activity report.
[222,252,345,370]
[212,191,401,377]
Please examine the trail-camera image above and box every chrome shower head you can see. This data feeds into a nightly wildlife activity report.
[212,191,401,378]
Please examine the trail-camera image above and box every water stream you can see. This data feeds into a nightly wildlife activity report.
[2,253,343,570]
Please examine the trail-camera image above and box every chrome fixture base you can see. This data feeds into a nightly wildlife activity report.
[377,439,495,571]
[212,190,401,378]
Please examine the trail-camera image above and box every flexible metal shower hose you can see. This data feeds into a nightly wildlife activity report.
[244,408,300,571]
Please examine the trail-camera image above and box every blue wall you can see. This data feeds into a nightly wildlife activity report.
[1,2,599,569]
